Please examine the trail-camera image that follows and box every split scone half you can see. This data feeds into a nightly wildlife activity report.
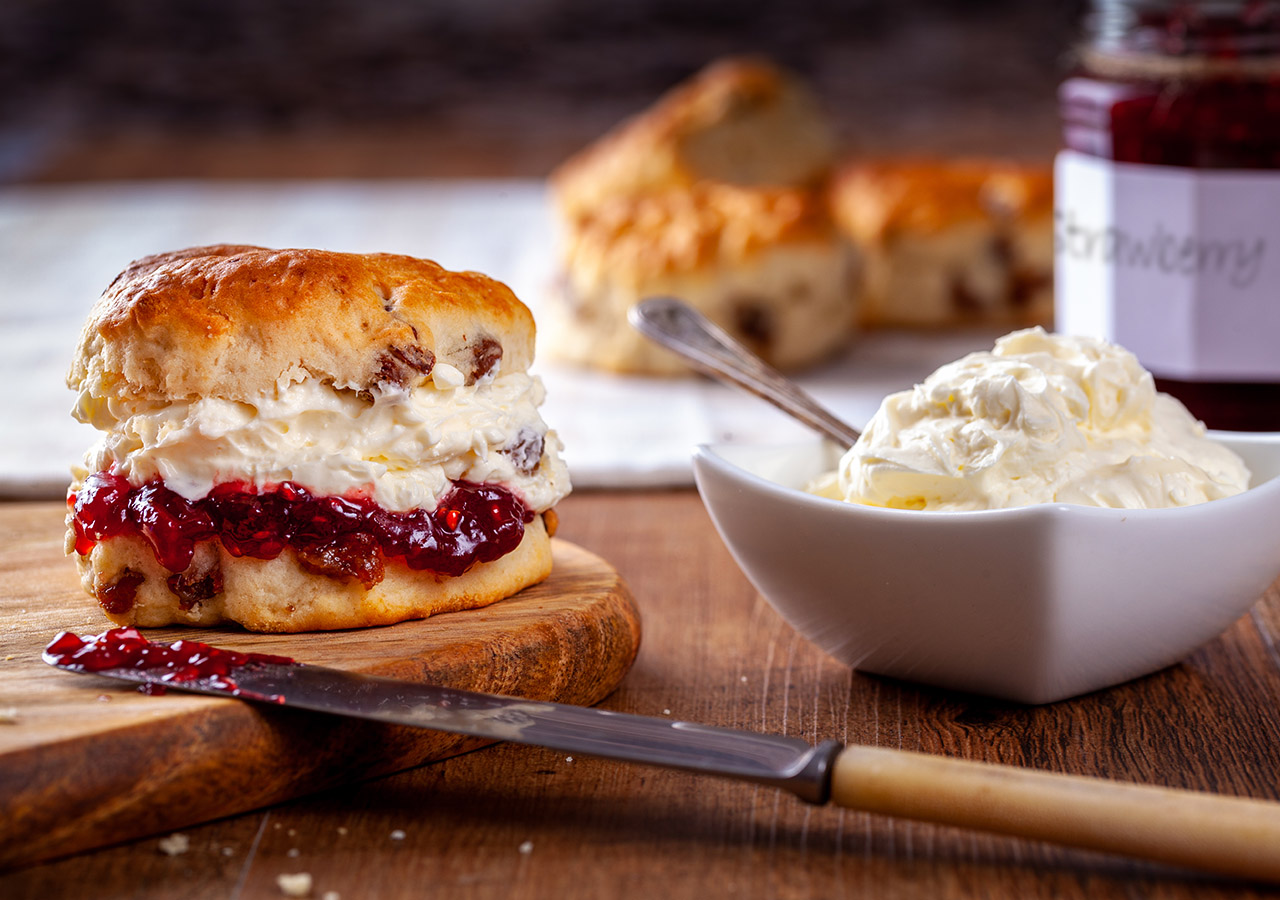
[545,58,853,375]
[831,158,1054,329]
[66,245,570,633]
[545,182,854,375]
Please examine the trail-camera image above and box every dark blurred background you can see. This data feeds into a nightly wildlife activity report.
[0,0,1085,182]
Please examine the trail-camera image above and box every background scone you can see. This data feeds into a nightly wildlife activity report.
[546,57,853,374]
[551,56,835,222]
[832,158,1053,329]
[547,182,852,374]
[66,245,570,633]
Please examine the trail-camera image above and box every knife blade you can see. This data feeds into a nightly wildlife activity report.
[43,629,1280,882]
[45,630,839,801]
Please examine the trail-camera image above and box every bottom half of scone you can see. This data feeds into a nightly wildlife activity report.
[66,474,556,633]
[855,219,1053,329]
[545,242,856,376]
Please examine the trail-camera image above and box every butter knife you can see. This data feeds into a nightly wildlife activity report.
[44,630,1280,882]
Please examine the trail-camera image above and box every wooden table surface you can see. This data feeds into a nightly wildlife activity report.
[4,489,1280,899]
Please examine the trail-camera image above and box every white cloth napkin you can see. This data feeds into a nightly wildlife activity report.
[0,178,998,499]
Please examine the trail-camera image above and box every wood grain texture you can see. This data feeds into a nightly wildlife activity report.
[4,490,1280,899]
[0,502,640,871]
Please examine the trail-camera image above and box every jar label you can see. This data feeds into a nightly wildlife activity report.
[1055,150,1280,379]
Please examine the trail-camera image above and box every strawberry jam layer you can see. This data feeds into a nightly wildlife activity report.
[70,472,536,589]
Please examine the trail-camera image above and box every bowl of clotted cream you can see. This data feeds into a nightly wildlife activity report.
[693,328,1280,703]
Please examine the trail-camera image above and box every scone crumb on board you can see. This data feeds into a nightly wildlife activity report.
[157,833,189,856]
[390,829,406,841]
[519,840,534,855]
[277,872,312,897]
[322,892,341,900]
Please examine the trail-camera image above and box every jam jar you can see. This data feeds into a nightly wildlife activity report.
[1056,0,1280,430]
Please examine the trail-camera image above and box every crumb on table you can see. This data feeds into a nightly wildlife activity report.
[157,833,189,856]
[277,872,312,897]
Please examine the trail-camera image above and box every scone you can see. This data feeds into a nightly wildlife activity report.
[546,182,853,374]
[551,56,835,222]
[66,245,570,633]
[831,158,1054,329]
[546,57,852,374]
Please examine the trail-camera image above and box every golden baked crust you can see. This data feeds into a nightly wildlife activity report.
[546,183,853,375]
[73,515,554,633]
[564,182,836,281]
[832,158,1053,241]
[551,57,834,220]
[68,245,536,405]
[830,158,1054,329]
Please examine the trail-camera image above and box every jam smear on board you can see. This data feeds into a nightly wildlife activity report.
[44,627,295,696]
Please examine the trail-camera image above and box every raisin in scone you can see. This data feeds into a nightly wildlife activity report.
[546,182,853,374]
[831,158,1053,329]
[66,245,570,633]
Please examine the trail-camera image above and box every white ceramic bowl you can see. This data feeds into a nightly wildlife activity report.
[692,433,1280,704]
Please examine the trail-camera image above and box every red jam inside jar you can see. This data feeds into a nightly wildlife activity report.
[70,473,535,607]
[1058,0,1280,430]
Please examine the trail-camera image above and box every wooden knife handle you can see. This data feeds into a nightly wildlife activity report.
[829,744,1280,882]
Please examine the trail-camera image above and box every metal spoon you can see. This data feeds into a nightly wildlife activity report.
[628,297,862,449]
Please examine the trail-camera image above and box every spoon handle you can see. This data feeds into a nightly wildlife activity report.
[628,297,862,449]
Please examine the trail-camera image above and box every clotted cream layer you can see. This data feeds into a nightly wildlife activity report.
[810,328,1250,511]
[74,365,570,513]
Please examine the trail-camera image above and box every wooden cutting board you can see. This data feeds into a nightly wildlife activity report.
[0,502,641,870]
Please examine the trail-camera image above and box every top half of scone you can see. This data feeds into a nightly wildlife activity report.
[68,245,570,518]
[550,57,835,222]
